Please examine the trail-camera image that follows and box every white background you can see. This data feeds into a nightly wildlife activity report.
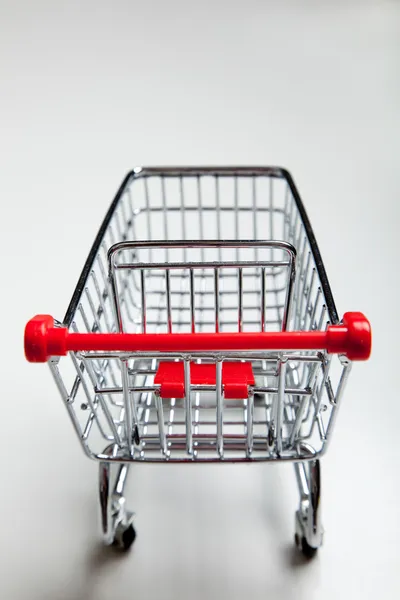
[0,1,399,598]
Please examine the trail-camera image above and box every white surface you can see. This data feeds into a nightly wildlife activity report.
[1,1,399,598]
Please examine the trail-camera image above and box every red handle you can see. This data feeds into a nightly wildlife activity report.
[24,312,371,363]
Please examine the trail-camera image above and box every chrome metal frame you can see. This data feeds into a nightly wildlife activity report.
[47,167,350,551]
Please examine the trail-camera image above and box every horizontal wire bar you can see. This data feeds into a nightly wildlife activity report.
[83,351,324,361]
[130,205,286,213]
[115,261,290,270]
[95,385,312,396]
[144,270,287,280]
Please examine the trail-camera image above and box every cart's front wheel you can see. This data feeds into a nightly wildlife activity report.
[295,533,318,559]
[293,455,323,558]
[99,457,135,550]
[114,523,137,551]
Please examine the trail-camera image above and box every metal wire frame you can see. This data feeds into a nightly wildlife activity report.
[49,167,348,463]
[108,240,296,336]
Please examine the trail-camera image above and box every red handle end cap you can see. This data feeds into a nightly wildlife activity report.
[24,315,55,363]
[342,312,372,361]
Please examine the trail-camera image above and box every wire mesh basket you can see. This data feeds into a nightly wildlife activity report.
[25,167,371,552]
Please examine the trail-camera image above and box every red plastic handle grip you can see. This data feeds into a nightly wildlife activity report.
[24,312,371,363]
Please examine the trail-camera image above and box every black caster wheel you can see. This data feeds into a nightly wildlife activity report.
[295,533,318,559]
[114,524,137,550]
[122,524,136,550]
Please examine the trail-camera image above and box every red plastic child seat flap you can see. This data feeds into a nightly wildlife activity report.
[154,361,255,399]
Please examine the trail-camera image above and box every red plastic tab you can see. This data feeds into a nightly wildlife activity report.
[154,362,255,399]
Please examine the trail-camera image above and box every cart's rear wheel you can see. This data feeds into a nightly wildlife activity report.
[295,533,318,559]
[114,523,137,551]
[294,454,323,558]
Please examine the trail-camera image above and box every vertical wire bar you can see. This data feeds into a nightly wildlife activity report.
[114,464,129,496]
[155,392,168,456]
[273,269,282,330]
[294,462,310,499]
[287,189,296,244]
[260,267,266,332]
[289,361,319,446]
[238,267,243,332]
[144,177,152,261]
[252,177,258,260]
[269,176,274,236]
[301,305,326,393]
[281,252,296,331]
[317,305,327,332]
[168,395,175,436]
[306,355,332,438]
[184,359,193,454]
[276,360,287,455]
[177,268,186,332]
[121,360,137,457]
[97,250,109,289]
[121,270,136,323]
[252,176,257,237]
[114,209,124,242]
[270,371,278,447]
[152,282,171,457]
[297,250,312,386]
[263,361,270,447]
[108,221,116,245]
[78,304,91,332]
[94,262,112,332]
[126,188,134,232]
[215,176,221,259]
[118,203,130,240]
[234,175,239,260]
[299,252,312,330]
[140,269,146,333]
[290,213,302,327]
[283,184,290,241]
[310,288,322,330]
[214,268,220,333]
[120,191,129,232]
[294,236,307,329]
[324,361,352,445]
[109,262,130,331]
[70,352,110,440]
[49,361,85,442]
[85,287,102,332]
[142,388,152,439]
[306,359,326,430]
[269,177,274,261]
[198,270,206,333]
[190,269,195,333]
[161,177,169,261]
[293,210,301,253]
[84,359,123,447]
[76,302,118,389]
[180,176,187,262]
[194,390,200,435]
[246,392,254,457]
[216,359,223,458]
[303,268,316,331]
[165,270,172,333]
[197,175,204,261]
[197,175,205,325]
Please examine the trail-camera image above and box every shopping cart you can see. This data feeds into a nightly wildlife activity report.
[25,167,371,556]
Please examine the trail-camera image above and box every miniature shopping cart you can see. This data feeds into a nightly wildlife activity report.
[25,167,371,556]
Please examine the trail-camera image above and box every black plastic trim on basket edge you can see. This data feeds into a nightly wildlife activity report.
[63,167,339,328]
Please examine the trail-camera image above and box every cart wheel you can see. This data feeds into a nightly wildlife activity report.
[114,523,137,551]
[295,533,318,559]
[122,524,136,550]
